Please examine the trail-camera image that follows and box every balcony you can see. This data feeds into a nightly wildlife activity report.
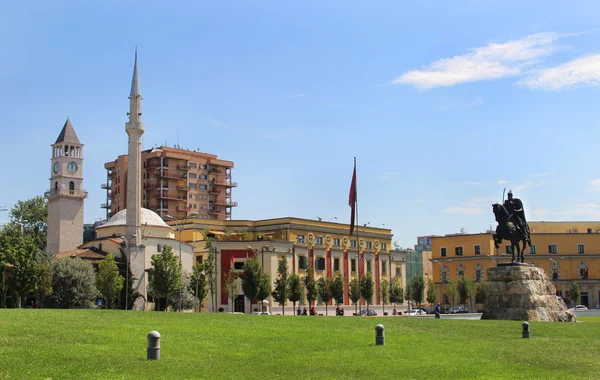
[177,164,190,170]
[45,189,89,198]
[209,168,222,174]
[157,193,187,201]
[208,208,221,215]
[154,171,186,180]
[100,203,111,209]
[146,162,166,169]
[145,182,164,190]
[177,206,190,212]
[213,199,238,207]
[176,185,188,191]
[101,183,109,189]
[107,170,115,177]
[209,187,221,194]
[211,180,237,187]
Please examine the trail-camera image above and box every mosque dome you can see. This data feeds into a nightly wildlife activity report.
[97,208,173,229]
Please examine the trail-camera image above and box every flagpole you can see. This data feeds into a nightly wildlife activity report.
[354,157,361,314]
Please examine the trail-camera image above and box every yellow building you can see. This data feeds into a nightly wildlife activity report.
[430,221,600,309]
[170,217,407,313]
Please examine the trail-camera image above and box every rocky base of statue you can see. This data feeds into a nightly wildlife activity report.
[481,264,576,322]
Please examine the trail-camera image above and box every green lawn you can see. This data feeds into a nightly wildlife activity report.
[0,310,598,379]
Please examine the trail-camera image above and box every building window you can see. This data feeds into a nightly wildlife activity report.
[296,235,305,244]
[334,238,340,247]
[334,258,340,272]
[366,261,372,273]
[315,257,325,271]
[578,244,585,254]
[381,260,387,275]
[529,245,536,254]
[474,245,481,255]
[366,241,372,249]
[350,240,357,248]
[316,236,323,245]
[157,244,162,252]
[475,270,482,282]
[549,244,557,254]
[200,185,207,190]
[441,248,447,257]
[505,245,513,254]
[69,181,75,194]
[189,173,197,179]
[200,164,207,169]
[351,259,356,272]
[189,184,197,189]
[195,255,202,265]
[298,256,307,270]
[381,243,387,250]
[189,163,197,169]
[455,247,463,256]
[234,262,244,270]
[458,270,464,277]
[396,267,401,276]
[200,174,207,180]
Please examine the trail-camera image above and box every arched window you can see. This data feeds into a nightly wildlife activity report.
[474,263,484,282]
[550,260,560,280]
[440,265,449,283]
[456,264,466,279]
[54,182,58,191]
[69,181,75,195]
[578,261,588,280]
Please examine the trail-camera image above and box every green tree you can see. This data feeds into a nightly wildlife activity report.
[389,276,404,306]
[223,268,239,313]
[457,275,472,309]
[331,273,345,306]
[447,280,459,308]
[204,238,217,312]
[119,248,140,310]
[9,196,48,252]
[190,264,208,312]
[569,282,580,306]
[360,272,374,311]
[148,245,181,311]
[287,273,303,314]
[51,258,98,308]
[475,281,487,306]
[410,274,425,307]
[34,250,54,308]
[317,276,333,316]
[349,276,361,314]
[271,256,289,315]
[256,270,271,313]
[380,279,389,314]
[304,264,318,309]
[426,278,436,308]
[95,253,124,309]
[240,257,262,312]
[166,272,195,311]
[405,283,413,312]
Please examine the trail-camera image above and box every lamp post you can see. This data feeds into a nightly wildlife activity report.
[165,213,199,312]
[18,220,28,239]
[196,269,205,312]
[120,234,136,311]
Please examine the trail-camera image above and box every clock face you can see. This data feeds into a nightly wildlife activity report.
[67,162,78,174]
[53,162,60,174]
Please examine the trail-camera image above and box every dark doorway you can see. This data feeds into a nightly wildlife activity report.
[580,292,589,307]
[235,295,245,313]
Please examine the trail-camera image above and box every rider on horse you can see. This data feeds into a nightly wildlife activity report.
[503,190,530,244]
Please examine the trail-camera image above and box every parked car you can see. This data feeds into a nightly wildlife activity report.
[408,308,427,315]
[568,305,588,311]
[360,309,377,317]
[448,306,468,314]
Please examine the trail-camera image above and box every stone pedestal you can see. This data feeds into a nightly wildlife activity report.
[481,264,576,322]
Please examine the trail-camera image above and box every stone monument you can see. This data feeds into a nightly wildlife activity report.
[481,263,576,322]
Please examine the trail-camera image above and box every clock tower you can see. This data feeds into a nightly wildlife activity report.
[45,118,88,253]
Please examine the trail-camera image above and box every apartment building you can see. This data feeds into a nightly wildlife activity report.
[103,146,236,221]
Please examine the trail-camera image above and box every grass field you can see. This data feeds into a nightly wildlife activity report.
[0,310,598,379]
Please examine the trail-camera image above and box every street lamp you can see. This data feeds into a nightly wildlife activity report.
[165,212,199,312]
[246,245,269,269]
[119,234,136,311]
[18,220,28,239]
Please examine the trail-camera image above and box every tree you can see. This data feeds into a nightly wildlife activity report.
[389,276,404,307]
[240,258,262,313]
[51,258,98,308]
[119,248,140,310]
[9,196,48,252]
[304,264,318,309]
[569,282,580,306]
[95,253,124,309]
[331,273,344,307]
[349,277,361,314]
[287,273,303,314]
[271,256,289,315]
[380,279,389,314]
[405,284,413,312]
[475,281,487,306]
[457,275,472,309]
[410,275,425,307]
[447,280,459,308]
[148,245,181,311]
[166,272,196,311]
[360,272,374,311]
[34,250,54,308]
[317,276,333,316]
[256,270,272,313]
[204,239,217,312]
[190,264,209,312]
[3,234,39,308]
[426,278,436,308]
[223,268,239,313]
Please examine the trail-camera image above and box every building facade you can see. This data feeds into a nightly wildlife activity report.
[171,217,406,313]
[103,147,236,221]
[430,221,600,309]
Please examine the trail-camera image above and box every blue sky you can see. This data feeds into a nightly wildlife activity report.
[2,1,600,248]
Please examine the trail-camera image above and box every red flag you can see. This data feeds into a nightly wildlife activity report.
[349,160,357,236]
[230,255,235,268]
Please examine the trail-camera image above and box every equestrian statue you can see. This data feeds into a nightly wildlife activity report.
[492,190,531,263]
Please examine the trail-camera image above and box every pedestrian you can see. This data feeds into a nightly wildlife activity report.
[393,307,397,316]
[297,306,301,316]
[302,307,307,316]
[435,303,441,319]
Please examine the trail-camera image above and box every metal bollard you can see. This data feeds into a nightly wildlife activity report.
[375,324,385,346]
[147,331,161,360]
[522,322,530,339]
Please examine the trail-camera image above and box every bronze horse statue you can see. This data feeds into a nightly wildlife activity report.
[492,203,530,263]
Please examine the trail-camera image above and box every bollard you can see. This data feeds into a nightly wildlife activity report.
[522,322,530,339]
[147,331,161,360]
[375,324,385,346]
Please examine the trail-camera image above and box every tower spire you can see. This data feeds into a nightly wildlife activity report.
[130,47,141,96]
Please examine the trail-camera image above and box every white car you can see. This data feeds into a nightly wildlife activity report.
[408,308,427,315]
[569,305,588,311]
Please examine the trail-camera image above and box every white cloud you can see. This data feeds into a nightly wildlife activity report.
[513,180,548,191]
[521,54,600,90]
[553,203,600,219]
[497,180,507,184]
[588,179,600,191]
[393,33,558,90]
[444,207,484,215]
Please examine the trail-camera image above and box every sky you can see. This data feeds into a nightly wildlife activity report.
[1,1,600,248]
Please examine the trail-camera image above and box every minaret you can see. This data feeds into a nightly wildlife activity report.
[125,49,144,247]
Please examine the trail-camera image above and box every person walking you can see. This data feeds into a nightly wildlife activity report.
[434,303,441,319]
